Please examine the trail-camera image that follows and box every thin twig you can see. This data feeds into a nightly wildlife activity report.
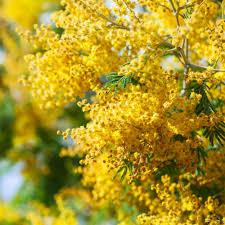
[168,0,199,29]
[168,0,180,27]
[185,39,188,62]
[164,48,177,54]
[168,0,177,15]
[159,3,172,11]
[97,13,129,30]
[179,2,195,11]
[177,56,185,66]
[122,0,141,23]
[110,119,143,131]
[80,0,130,30]
[165,0,225,75]
[188,63,225,72]
[158,41,175,49]
[177,47,189,65]
[183,38,189,91]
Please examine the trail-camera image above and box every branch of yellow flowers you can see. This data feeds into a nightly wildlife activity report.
[166,0,225,73]
[168,0,180,27]
[122,0,141,23]
[188,63,225,72]
[167,0,198,29]
[179,1,196,11]
[178,47,225,73]
[177,40,225,72]
[159,3,172,11]
[79,0,129,30]
[163,44,225,73]
[159,3,185,19]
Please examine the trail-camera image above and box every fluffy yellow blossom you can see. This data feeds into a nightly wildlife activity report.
[12,0,225,224]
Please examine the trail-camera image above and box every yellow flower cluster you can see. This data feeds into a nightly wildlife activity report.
[137,174,225,225]
[18,0,180,109]
[17,0,225,224]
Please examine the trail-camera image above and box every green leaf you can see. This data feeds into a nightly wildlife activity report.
[122,62,131,67]
[185,80,215,115]
[103,72,138,96]
[195,166,204,176]
[203,122,225,146]
[120,167,127,183]
[113,166,126,180]
[171,134,187,142]
[191,146,208,165]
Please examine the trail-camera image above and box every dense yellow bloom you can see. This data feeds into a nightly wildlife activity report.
[137,174,225,225]
[3,0,225,224]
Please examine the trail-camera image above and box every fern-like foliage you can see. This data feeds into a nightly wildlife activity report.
[185,80,225,146]
[203,122,225,146]
[185,80,215,115]
[113,159,134,183]
[183,6,194,19]
[103,72,139,96]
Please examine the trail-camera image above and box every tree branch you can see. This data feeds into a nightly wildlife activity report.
[188,63,225,72]
[168,0,180,27]
[179,2,195,11]
[80,0,130,30]
[97,13,130,30]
